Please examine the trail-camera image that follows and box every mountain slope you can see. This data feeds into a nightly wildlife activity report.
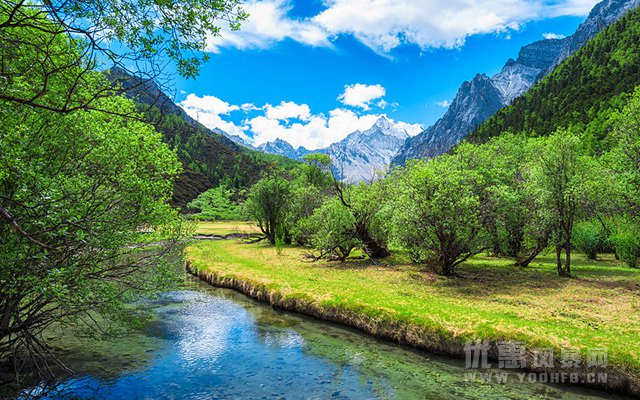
[392,0,640,165]
[470,5,640,148]
[109,69,296,208]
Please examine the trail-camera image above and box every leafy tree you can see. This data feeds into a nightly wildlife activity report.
[304,198,361,262]
[1,0,247,113]
[573,221,604,260]
[530,132,594,277]
[0,94,186,381]
[0,8,191,383]
[455,135,553,267]
[245,177,293,245]
[610,221,640,268]
[331,168,390,258]
[301,153,332,189]
[389,156,485,276]
[607,86,640,218]
[187,186,244,221]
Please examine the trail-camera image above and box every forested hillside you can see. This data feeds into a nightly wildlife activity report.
[471,6,640,151]
[110,69,297,208]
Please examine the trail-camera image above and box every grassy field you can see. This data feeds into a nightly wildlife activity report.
[186,223,640,385]
[194,221,259,236]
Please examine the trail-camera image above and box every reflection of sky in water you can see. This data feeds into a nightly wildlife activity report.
[38,282,631,400]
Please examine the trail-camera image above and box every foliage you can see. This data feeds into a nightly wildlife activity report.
[389,156,485,276]
[0,0,247,89]
[0,95,187,379]
[455,135,553,266]
[529,132,596,276]
[472,6,640,151]
[0,6,194,383]
[610,222,640,268]
[187,186,244,221]
[299,198,360,262]
[245,177,293,245]
[573,221,604,260]
[606,86,640,218]
[301,153,333,189]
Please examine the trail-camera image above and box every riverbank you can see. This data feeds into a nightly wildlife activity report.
[186,238,640,397]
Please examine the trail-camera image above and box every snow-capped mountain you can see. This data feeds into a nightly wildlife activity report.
[257,139,311,160]
[326,116,410,182]
[392,0,640,165]
[255,116,415,182]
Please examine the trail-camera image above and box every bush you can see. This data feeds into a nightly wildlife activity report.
[572,221,603,260]
[187,186,244,220]
[245,177,293,245]
[389,156,485,276]
[305,198,361,262]
[610,223,640,268]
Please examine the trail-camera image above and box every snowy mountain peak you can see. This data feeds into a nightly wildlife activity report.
[255,116,413,182]
[369,116,409,139]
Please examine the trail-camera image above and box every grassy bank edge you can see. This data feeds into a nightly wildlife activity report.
[185,261,640,398]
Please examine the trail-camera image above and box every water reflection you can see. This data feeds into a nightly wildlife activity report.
[33,277,630,400]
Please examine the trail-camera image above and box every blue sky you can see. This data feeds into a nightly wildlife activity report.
[172,0,598,150]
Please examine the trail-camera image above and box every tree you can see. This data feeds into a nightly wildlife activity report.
[245,177,293,245]
[0,94,186,382]
[0,1,247,114]
[331,165,390,258]
[187,185,244,221]
[608,86,640,218]
[531,132,593,277]
[389,156,485,276]
[0,9,189,384]
[301,153,332,189]
[455,135,553,267]
[303,198,361,262]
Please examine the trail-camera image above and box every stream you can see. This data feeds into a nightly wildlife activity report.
[28,276,632,400]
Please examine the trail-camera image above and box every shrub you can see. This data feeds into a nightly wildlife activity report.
[610,223,640,268]
[305,198,361,262]
[389,156,485,276]
[572,221,603,260]
[187,186,244,221]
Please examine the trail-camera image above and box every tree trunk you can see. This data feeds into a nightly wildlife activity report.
[355,222,389,258]
[515,248,541,268]
[556,245,566,276]
[565,241,572,277]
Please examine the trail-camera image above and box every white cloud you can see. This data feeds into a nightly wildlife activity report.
[546,0,600,17]
[264,101,312,121]
[241,103,260,112]
[179,94,248,139]
[206,0,331,52]
[180,92,423,150]
[542,32,566,40]
[435,100,451,108]
[338,83,386,110]
[314,0,538,52]
[204,0,599,55]
[247,108,421,149]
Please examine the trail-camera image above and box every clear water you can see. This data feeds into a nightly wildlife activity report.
[33,277,631,400]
